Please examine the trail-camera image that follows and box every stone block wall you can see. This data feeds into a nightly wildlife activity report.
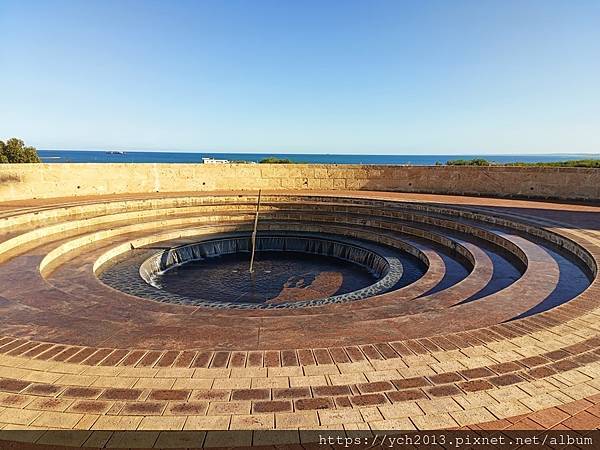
[0,163,598,201]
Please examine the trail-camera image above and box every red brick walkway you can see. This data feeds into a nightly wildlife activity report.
[0,191,598,447]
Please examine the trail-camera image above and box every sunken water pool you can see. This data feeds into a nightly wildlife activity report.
[156,251,379,304]
[99,232,427,309]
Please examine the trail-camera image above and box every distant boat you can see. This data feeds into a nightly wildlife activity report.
[202,157,230,164]
[106,151,126,155]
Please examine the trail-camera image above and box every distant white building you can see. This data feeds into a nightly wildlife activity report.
[202,157,230,164]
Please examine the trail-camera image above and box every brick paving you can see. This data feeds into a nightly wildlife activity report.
[0,190,598,447]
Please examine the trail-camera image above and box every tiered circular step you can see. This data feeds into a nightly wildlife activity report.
[0,191,598,447]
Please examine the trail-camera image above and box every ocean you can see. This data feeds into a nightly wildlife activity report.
[37,150,599,165]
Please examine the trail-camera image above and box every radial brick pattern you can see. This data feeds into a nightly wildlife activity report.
[0,190,599,448]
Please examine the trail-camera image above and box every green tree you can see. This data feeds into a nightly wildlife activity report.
[0,138,41,163]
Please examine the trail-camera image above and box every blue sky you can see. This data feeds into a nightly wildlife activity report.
[1,0,599,154]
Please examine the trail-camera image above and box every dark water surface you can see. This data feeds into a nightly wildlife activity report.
[156,251,377,304]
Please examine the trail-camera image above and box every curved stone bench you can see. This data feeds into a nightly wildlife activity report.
[0,192,588,274]
[0,199,572,350]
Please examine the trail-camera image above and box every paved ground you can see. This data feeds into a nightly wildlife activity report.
[0,190,598,448]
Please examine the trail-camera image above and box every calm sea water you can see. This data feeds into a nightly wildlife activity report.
[37,150,599,165]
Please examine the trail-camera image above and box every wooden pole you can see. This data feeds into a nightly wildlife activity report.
[249,189,261,273]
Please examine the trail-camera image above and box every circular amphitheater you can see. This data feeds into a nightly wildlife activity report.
[1,169,600,446]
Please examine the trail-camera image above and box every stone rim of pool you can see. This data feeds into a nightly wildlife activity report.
[118,233,408,308]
